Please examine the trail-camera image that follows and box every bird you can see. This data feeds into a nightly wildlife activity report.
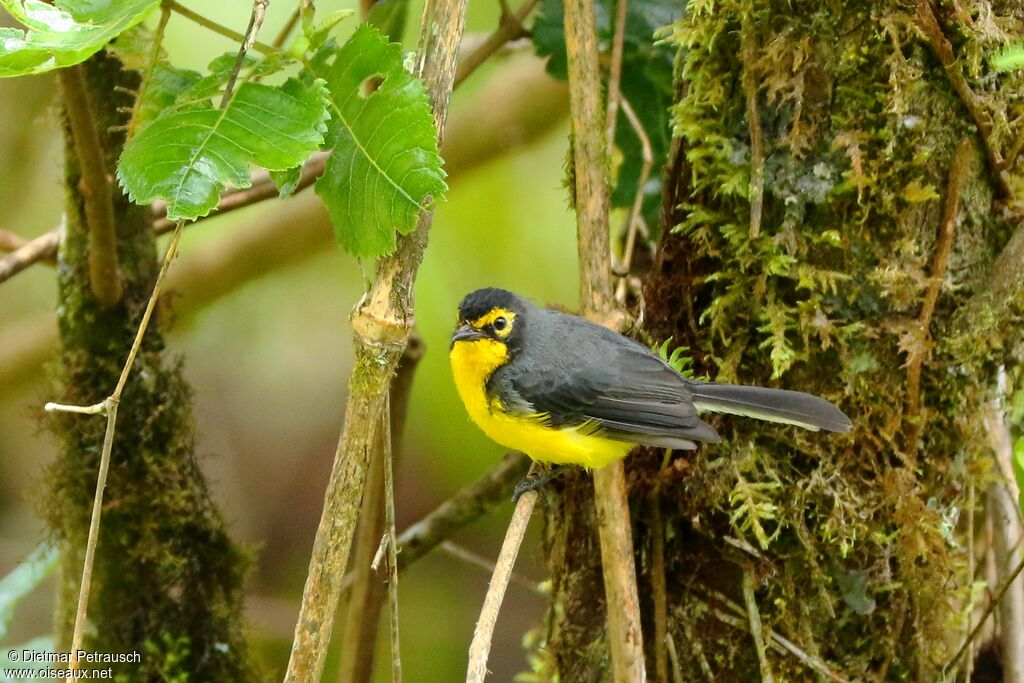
[448,288,851,471]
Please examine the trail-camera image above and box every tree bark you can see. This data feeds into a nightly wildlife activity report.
[46,51,253,681]
[539,2,1023,680]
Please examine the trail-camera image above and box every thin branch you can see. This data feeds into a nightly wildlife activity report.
[453,0,540,88]
[397,452,531,570]
[381,395,403,683]
[965,479,976,683]
[440,541,545,596]
[676,616,712,681]
[649,450,671,683]
[912,1,1011,198]
[740,13,764,239]
[163,0,277,55]
[466,489,538,682]
[563,0,644,677]
[741,568,774,683]
[273,6,301,47]
[904,137,970,456]
[613,97,652,303]
[0,229,30,253]
[46,220,184,680]
[283,0,470,674]
[947,554,1024,669]
[221,0,270,108]
[58,65,123,309]
[126,7,171,141]
[603,0,627,152]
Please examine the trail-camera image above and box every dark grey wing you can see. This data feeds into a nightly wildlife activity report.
[494,314,720,448]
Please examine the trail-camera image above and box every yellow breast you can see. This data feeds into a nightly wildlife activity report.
[449,340,633,469]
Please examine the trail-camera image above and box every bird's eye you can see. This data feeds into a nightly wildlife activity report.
[492,316,507,331]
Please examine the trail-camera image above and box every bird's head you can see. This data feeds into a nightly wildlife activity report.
[450,288,529,365]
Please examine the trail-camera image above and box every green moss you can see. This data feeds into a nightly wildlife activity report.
[43,51,256,681]
[542,1,1024,680]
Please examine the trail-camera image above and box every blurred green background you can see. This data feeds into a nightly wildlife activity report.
[0,1,578,679]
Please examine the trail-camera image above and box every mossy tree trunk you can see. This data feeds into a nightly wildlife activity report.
[45,52,254,681]
[541,2,1023,680]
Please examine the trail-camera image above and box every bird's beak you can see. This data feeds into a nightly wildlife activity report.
[451,323,486,347]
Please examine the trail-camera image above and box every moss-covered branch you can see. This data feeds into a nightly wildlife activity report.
[283,0,469,677]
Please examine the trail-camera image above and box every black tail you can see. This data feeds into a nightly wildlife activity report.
[686,381,852,433]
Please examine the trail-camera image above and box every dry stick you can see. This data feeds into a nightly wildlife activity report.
[912,1,1011,198]
[563,0,645,677]
[603,0,627,152]
[965,480,976,683]
[664,632,687,683]
[740,12,764,239]
[221,0,270,109]
[465,490,538,682]
[45,219,184,680]
[904,137,970,459]
[741,568,774,683]
[649,451,671,683]
[126,7,171,141]
[440,541,545,596]
[948,555,1024,670]
[163,0,277,55]
[272,5,301,47]
[339,337,422,683]
[58,65,123,309]
[283,0,469,675]
[381,395,403,683]
[613,97,652,303]
[0,228,32,253]
[452,0,540,89]
[396,452,531,569]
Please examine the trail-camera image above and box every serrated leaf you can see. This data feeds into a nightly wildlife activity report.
[118,78,330,220]
[0,0,158,77]
[270,166,302,198]
[313,25,446,258]
[134,63,202,132]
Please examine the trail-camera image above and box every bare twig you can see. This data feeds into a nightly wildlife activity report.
[221,0,270,108]
[339,337,422,683]
[604,0,627,152]
[453,0,541,88]
[912,1,1010,198]
[163,0,276,55]
[126,7,171,141]
[965,478,976,683]
[0,229,31,253]
[466,490,538,682]
[947,555,1024,670]
[904,138,971,457]
[58,65,123,309]
[273,6,301,47]
[740,14,764,239]
[397,452,531,570]
[440,541,544,596]
[46,220,184,679]
[382,395,403,683]
[613,98,652,303]
[283,0,469,675]
[741,568,774,683]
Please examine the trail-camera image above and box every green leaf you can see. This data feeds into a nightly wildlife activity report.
[0,543,58,639]
[313,25,446,258]
[134,64,202,133]
[118,78,330,221]
[365,0,411,40]
[270,166,302,198]
[0,0,159,77]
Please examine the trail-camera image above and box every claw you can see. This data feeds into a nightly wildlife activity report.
[511,465,567,504]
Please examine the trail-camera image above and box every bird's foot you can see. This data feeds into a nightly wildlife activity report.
[512,465,567,504]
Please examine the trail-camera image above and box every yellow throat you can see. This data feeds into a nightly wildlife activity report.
[449,338,633,469]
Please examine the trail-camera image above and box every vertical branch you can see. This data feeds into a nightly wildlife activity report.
[740,12,764,240]
[905,138,970,454]
[58,65,123,309]
[741,568,774,683]
[339,338,422,683]
[284,0,468,677]
[562,0,645,679]
[382,394,403,683]
[466,491,538,682]
[604,0,627,152]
